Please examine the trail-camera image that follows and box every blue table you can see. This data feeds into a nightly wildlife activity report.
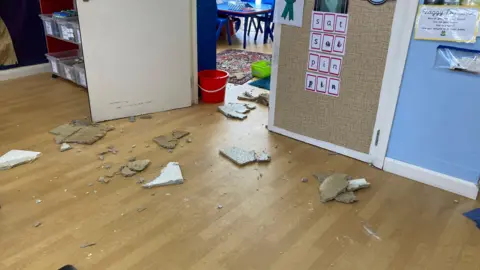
[217,2,273,49]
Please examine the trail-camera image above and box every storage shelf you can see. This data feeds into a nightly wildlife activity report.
[46,33,81,45]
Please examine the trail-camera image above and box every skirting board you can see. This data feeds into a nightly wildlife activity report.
[269,125,374,165]
[384,157,479,200]
[0,63,50,82]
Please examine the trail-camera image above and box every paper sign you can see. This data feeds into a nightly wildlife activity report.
[274,0,305,27]
[310,32,322,50]
[328,78,340,96]
[45,22,53,35]
[323,13,335,32]
[329,57,342,76]
[312,13,323,31]
[305,72,340,97]
[415,6,480,43]
[51,61,58,74]
[319,55,330,73]
[308,53,319,71]
[316,76,328,93]
[322,34,334,52]
[333,36,346,55]
[305,73,316,91]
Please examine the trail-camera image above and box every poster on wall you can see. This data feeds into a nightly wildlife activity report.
[305,6,348,97]
[274,0,305,27]
[414,5,480,43]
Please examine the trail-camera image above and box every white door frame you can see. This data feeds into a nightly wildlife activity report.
[191,0,199,104]
[268,0,419,168]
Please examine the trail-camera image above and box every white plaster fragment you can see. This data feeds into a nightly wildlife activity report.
[347,178,371,192]
[220,147,256,166]
[60,143,72,152]
[0,150,41,170]
[143,162,184,188]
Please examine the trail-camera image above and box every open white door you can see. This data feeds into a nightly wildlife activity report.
[77,0,195,122]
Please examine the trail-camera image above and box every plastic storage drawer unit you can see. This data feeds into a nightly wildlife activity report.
[74,63,87,88]
[39,14,59,37]
[55,17,79,42]
[60,59,82,82]
[45,50,79,76]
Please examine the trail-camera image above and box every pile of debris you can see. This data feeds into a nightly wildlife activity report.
[218,103,256,120]
[49,120,115,146]
[153,130,190,150]
[238,91,269,107]
[315,173,370,204]
[220,146,271,166]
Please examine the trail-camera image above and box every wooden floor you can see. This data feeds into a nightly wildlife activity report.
[1,40,480,270]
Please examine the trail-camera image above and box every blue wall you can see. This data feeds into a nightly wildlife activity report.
[387,32,480,183]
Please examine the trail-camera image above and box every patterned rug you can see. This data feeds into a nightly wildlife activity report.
[217,49,272,85]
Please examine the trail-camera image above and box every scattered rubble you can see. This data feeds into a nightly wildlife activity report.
[49,122,114,145]
[80,242,96,248]
[33,221,42,227]
[127,159,150,172]
[220,147,272,166]
[60,143,72,152]
[347,178,370,191]
[255,151,271,163]
[237,91,270,107]
[319,174,349,202]
[143,162,184,188]
[220,147,256,166]
[301,177,309,183]
[153,130,190,150]
[218,103,256,120]
[120,166,136,177]
[316,174,371,204]
[0,150,41,170]
[98,176,110,184]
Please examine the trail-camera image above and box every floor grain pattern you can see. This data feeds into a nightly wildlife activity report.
[1,61,480,270]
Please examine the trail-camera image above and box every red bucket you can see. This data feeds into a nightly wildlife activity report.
[198,70,229,103]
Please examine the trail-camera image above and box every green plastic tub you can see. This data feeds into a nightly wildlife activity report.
[252,60,271,79]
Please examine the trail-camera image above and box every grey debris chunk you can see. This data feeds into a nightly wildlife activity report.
[218,103,256,120]
[80,242,96,248]
[319,174,349,203]
[136,177,145,184]
[35,199,42,204]
[143,162,184,188]
[60,143,72,152]
[0,150,41,170]
[335,191,358,204]
[186,138,192,143]
[153,135,178,149]
[347,178,371,192]
[220,147,257,166]
[313,173,330,184]
[120,166,136,177]
[127,159,151,172]
[137,207,147,212]
[33,221,42,227]
[128,156,136,162]
[245,103,256,110]
[301,177,309,183]
[237,91,258,101]
[255,151,271,162]
[172,130,190,139]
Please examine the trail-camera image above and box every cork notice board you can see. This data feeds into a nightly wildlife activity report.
[273,0,396,154]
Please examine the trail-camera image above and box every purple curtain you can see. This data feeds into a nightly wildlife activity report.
[0,0,48,69]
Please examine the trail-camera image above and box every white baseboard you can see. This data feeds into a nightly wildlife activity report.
[0,63,50,82]
[269,125,374,165]
[384,157,478,200]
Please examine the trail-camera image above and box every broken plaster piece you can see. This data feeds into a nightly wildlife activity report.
[60,143,72,152]
[153,135,178,149]
[120,166,136,177]
[172,130,190,140]
[127,159,150,172]
[220,147,256,166]
[347,178,371,192]
[319,174,349,203]
[80,242,96,248]
[143,162,184,188]
[237,91,258,101]
[335,191,357,204]
[0,150,41,170]
[255,151,271,163]
[33,221,42,227]
[218,103,255,120]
